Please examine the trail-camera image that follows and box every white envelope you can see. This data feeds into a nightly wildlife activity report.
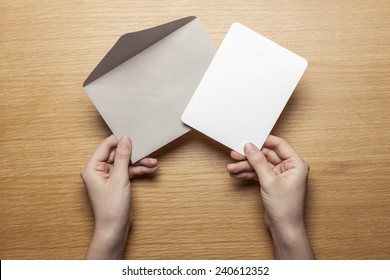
[182,22,308,155]
[84,16,216,162]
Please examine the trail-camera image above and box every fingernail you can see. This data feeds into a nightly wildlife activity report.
[119,136,131,149]
[244,143,258,156]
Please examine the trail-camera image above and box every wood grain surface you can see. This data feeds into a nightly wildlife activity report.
[0,0,389,259]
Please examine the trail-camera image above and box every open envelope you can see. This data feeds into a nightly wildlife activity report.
[83,16,215,162]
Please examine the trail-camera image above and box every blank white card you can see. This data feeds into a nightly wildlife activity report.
[182,22,308,155]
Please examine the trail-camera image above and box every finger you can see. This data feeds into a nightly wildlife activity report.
[227,161,254,174]
[135,158,158,168]
[107,149,116,164]
[230,150,247,161]
[264,135,300,160]
[129,165,159,179]
[244,143,276,185]
[111,136,132,180]
[229,171,258,181]
[261,147,283,165]
[89,135,118,163]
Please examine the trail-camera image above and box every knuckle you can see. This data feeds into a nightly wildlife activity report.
[278,137,286,145]
[103,137,114,146]
[274,137,285,147]
[128,166,136,178]
[238,172,257,180]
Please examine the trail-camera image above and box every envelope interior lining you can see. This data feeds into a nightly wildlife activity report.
[83,16,196,87]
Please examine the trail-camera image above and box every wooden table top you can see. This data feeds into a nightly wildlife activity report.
[1,0,389,259]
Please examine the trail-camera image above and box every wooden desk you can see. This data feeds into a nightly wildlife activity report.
[1,0,389,259]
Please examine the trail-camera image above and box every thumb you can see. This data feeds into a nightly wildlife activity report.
[112,136,132,181]
[244,143,275,185]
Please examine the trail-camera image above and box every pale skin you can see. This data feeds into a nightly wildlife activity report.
[82,134,314,259]
[227,135,314,259]
[81,135,158,259]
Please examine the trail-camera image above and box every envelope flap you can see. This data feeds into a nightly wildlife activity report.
[83,16,196,86]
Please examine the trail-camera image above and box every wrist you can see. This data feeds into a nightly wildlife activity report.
[271,221,306,245]
[94,218,131,235]
[94,223,129,243]
[86,222,131,260]
[268,221,314,260]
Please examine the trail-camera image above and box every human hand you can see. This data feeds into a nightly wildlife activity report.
[227,135,314,259]
[81,135,158,259]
